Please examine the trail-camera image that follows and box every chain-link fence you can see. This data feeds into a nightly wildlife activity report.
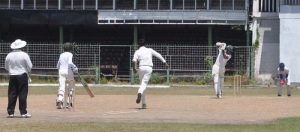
[0,43,252,82]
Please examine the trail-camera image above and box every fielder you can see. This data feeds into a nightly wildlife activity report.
[132,39,169,109]
[212,42,233,98]
[56,42,78,109]
[277,63,291,96]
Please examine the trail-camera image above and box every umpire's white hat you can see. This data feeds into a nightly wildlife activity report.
[10,39,27,49]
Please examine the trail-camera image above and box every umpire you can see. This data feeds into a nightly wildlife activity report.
[5,39,32,118]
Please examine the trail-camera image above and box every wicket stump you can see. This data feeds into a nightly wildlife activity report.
[233,75,242,96]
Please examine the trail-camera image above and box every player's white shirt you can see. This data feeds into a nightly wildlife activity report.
[132,46,166,67]
[212,49,231,75]
[57,52,77,74]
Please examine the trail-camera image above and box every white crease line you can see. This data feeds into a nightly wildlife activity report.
[103,110,138,116]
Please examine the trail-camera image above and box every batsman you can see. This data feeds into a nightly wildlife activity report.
[56,42,78,109]
[212,42,233,98]
[277,63,291,96]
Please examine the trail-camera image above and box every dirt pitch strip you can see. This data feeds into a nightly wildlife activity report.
[1,95,300,124]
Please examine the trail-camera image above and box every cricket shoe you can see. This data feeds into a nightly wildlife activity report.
[136,93,142,104]
[217,94,222,99]
[7,114,14,118]
[21,113,31,118]
[142,104,147,109]
[56,101,64,109]
[66,103,73,109]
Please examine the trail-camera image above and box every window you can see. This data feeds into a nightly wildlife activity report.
[149,0,158,10]
[222,0,233,10]
[24,0,35,9]
[73,0,83,10]
[10,0,21,9]
[85,0,96,10]
[196,0,206,9]
[173,0,183,10]
[210,0,220,10]
[160,0,170,10]
[234,0,245,10]
[0,0,9,9]
[98,0,113,9]
[36,0,46,9]
[115,0,134,10]
[63,0,72,9]
[185,0,195,9]
[137,0,146,9]
[48,0,59,9]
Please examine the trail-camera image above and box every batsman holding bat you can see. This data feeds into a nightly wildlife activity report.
[212,42,233,99]
[277,63,291,96]
[132,39,169,109]
[56,42,78,109]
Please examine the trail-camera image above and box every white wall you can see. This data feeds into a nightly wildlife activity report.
[279,6,300,84]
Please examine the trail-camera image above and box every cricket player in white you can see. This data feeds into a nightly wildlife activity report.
[212,42,232,98]
[56,43,78,109]
[277,63,291,96]
[132,39,169,109]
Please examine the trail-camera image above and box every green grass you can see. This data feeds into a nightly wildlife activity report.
[0,86,298,97]
[1,117,300,132]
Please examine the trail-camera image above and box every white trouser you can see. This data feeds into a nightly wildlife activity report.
[57,69,75,102]
[138,66,152,105]
[214,74,224,95]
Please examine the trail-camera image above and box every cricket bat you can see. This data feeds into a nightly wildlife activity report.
[77,72,95,98]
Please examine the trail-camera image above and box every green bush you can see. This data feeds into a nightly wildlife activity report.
[100,77,108,84]
[149,73,163,84]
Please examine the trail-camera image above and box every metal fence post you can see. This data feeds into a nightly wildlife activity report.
[129,46,134,84]
[166,68,170,85]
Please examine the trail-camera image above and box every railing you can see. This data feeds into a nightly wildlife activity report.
[0,42,252,81]
[281,0,300,5]
[0,0,247,11]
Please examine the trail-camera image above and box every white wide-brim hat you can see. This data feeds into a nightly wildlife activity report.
[11,39,27,49]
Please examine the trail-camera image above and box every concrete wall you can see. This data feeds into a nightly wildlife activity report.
[279,6,300,84]
[252,0,280,84]
[252,14,280,84]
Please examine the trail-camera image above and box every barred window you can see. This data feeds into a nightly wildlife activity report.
[10,0,21,9]
[48,0,59,9]
[185,0,195,10]
[149,0,159,10]
[98,0,113,9]
[234,0,245,10]
[160,0,170,10]
[73,0,83,10]
[36,0,46,9]
[0,0,9,9]
[210,0,220,10]
[173,0,183,10]
[196,0,206,9]
[259,0,277,12]
[85,0,96,10]
[24,0,34,9]
[223,0,233,10]
[115,0,134,10]
[137,0,147,9]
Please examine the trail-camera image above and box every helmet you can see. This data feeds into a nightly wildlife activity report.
[63,42,73,52]
[225,45,233,55]
[138,39,145,46]
[279,63,285,71]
